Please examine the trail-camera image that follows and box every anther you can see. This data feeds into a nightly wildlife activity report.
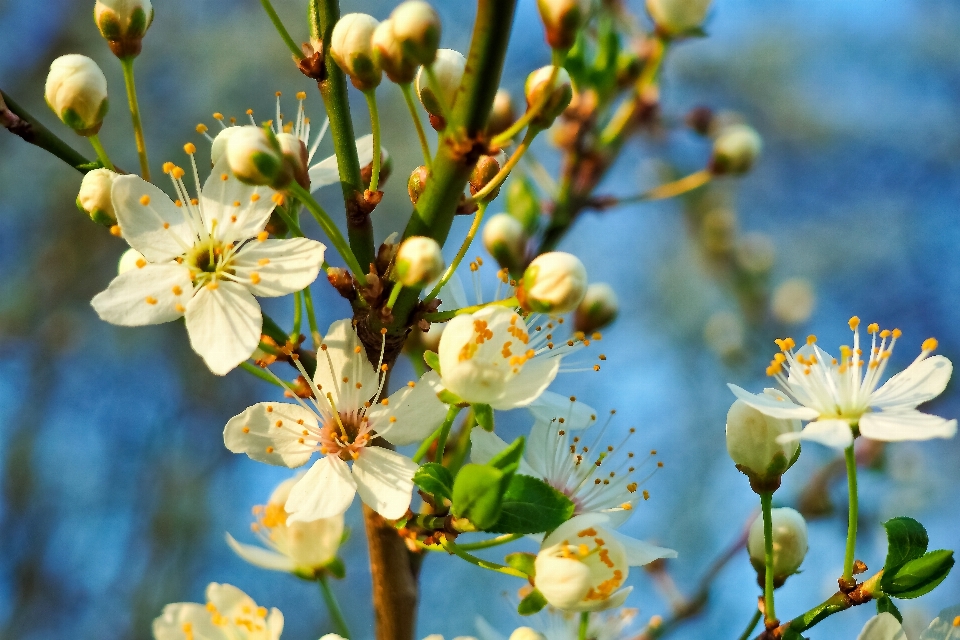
[184,143,196,155]
[922,338,938,352]
[213,112,224,120]
[140,195,151,205]
[867,323,879,334]
[196,123,208,134]
[849,316,860,330]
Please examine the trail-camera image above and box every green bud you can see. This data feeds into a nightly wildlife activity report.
[747,508,808,586]
[505,175,541,234]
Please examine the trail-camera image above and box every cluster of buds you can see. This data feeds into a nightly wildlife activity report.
[394,236,444,287]
[747,507,808,587]
[517,252,588,314]
[94,0,154,58]
[45,55,109,136]
[725,399,800,493]
[487,89,516,137]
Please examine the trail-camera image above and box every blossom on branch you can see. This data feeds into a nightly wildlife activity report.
[152,583,283,640]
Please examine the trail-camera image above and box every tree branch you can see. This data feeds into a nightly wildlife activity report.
[1,90,93,173]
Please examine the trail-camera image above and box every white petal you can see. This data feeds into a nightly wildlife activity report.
[352,446,418,520]
[728,384,820,420]
[267,609,284,640]
[285,456,357,522]
[231,238,326,298]
[205,582,254,614]
[871,355,953,410]
[308,134,374,191]
[491,355,561,410]
[201,156,276,244]
[575,586,633,613]
[370,371,448,445]
[91,264,192,326]
[223,401,317,467]
[605,530,677,566]
[185,280,261,375]
[113,175,195,262]
[152,603,225,640]
[858,613,906,640]
[920,604,960,640]
[860,410,958,442]
[542,513,613,549]
[313,319,379,410]
[469,429,538,477]
[225,533,295,572]
[777,419,853,449]
[534,555,593,609]
[528,391,597,430]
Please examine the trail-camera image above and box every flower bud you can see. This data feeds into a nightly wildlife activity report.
[415,48,466,119]
[470,155,501,200]
[394,236,444,287]
[226,126,291,189]
[735,232,775,275]
[487,89,515,137]
[771,278,816,326]
[45,54,109,136]
[210,126,242,167]
[726,399,800,491]
[372,19,417,84]
[524,66,573,128]
[117,248,146,274]
[331,13,382,91]
[483,214,527,273]
[537,0,590,51]
[574,283,618,333]
[645,0,712,38]
[505,175,541,234]
[710,124,762,175]
[277,132,310,190]
[518,252,587,315]
[747,508,808,585]
[391,0,441,66]
[408,165,430,205]
[94,0,154,58]
[76,168,118,225]
[509,628,547,640]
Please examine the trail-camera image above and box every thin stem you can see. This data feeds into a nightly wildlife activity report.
[1,90,92,173]
[442,539,527,578]
[455,533,521,551]
[400,82,432,167]
[239,362,284,387]
[302,286,321,349]
[578,612,590,640]
[385,283,403,310]
[275,204,305,236]
[760,491,777,625]
[599,36,667,146]
[119,57,150,180]
[364,89,382,192]
[611,170,712,205]
[425,203,488,301]
[422,296,519,323]
[88,134,114,171]
[288,183,366,278]
[842,444,859,584]
[318,574,351,639]
[291,291,303,341]
[737,609,762,640]
[469,127,540,204]
[413,423,444,464]
[491,67,559,148]
[434,405,462,464]
[447,410,476,475]
[260,0,305,59]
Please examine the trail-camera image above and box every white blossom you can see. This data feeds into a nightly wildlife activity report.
[152,583,283,640]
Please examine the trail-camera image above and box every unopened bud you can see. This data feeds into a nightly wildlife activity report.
[710,124,762,175]
[524,66,573,128]
[735,232,775,275]
[331,14,382,91]
[509,628,547,640]
[537,0,590,51]
[470,155,501,199]
[372,19,417,84]
[95,0,154,58]
[726,399,800,490]
[45,54,109,136]
[574,283,618,333]
[487,89,515,137]
[518,251,587,314]
[394,236,444,287]
[391,1,441,66]
[277,132,310,190]
[408,165,430,204]
[210,126,242,167]
[226,126,291,188]
[76,168,118,226]
[483,214,527,273]
[117,248,147,274]
[685,105,714,136]
[771,278,816,326]
[748,508,808,585]
[646,0,712,38]
[416,48,466,118]
[505,175,541,234]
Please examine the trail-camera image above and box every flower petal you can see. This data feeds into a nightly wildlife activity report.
[777,419,853,449]
[185,280,261,375]
[113,175,195,262]
[871,355,953,410]
[858,613,906,640]
[223,401,317,467]
[352,446,418,520]
[313,319,379,411]
[91,264,193,326]
[728,384,821,420]
[225,533,296,573]
[308,134,374,191]
[470,429,539,477]
[231,238,326,298]
[605,529,677,566]
[201,156,276,244]
[285,456,357,522]
[860,410,958,442]
[267,609,284,640]
[527,391,598,430]
[370,371,448,445]
[491,355,561,410]
[542,513,613,549]
[152,603,223,640]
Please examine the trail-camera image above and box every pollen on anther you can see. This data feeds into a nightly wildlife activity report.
[593,365,601,371]
[251,193,261,202]
[140,195,151,206]
[922,338,938,352]
[407,381,416,388]
[806,335,816,345]
[135,258,147,269]
[172,286,183,295]
[849,316,860,330]
[145,296,158,305]
[221,173,229,181]
[175,304,185,313]
[642,490,650,500]
[242,426,250,433]
[196,123,208,134]
[296,91,307,100]
[184,143,197,155]
[265,446,274,453]
[257,231,269,242]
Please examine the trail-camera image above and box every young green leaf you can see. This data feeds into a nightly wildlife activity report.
[517,588,548,616]
[881,549,954,599]
[488,436,525,475]
[451,463,507,530]
[414,462,454,502]
[486,474,576,534]
[882,517,929,574]
[423,350,441,373]
[875,595,902,623]
[474,403,494,431]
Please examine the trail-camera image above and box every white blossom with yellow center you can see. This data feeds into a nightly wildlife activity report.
[729,317,956,449]
[226,475,344,576]
[152,583,283,640]
[224,320,448,521]
[90,152,325,375]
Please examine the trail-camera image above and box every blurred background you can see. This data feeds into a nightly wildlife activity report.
[1,0,959,638]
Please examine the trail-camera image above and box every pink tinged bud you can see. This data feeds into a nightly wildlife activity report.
[390,0,442,66]
[330,13,383,91]
[574,282,618,333]
[747,508,808,584]
[45,54,109,136]
[415,48,466,118]
[394,236,444,287]
[76,168,118,226]
[518,251,587,314]
[524,65,573,128]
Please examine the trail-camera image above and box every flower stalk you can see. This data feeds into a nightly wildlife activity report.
[119,56,150,180]
[760,491,777,626]
[260,0,306,59]
[425,202,488,301]
[842,443,859,585]
[400,82,432,166]
[364,89,382,192]
[318,574,351,639]
[88,134,114,170]
[288,182,366,278]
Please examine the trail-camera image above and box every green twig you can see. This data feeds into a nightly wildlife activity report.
[422,296,519,323]
[737,610,762,640]
[260,0,306,59]
[434,405,462,463]
[119,57,150,180]
[400,82,432,167]
[469,127,540,204]
[302,286,321,349]
[318,574,351,639]
[363,89,382,192]
[0,90,92,173]
[760,491,777,625]
[842,443,859,584]
[455,533,522,551]
[413,423,445,464]
[288,182,366,278]
[291,291,303,341]
[239,362,284,387]
[442,539,527,578]
[578,612,590,640]
[88,134,114,171]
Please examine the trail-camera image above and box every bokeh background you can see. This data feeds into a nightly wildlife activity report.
[1,0,959,638]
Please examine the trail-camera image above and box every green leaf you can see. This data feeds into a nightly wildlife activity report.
[505,552,537,577]
[488,436,525,476]
[517,589,548,615]
[875,596,902,623]
[882,517,929,574]
[451,463,506,530]
[474,403,494,431]
[882,549,954,599]
[423,350,441,373]
[487,474,576,534]
[414,463,454,502]
[323,557,346,580]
